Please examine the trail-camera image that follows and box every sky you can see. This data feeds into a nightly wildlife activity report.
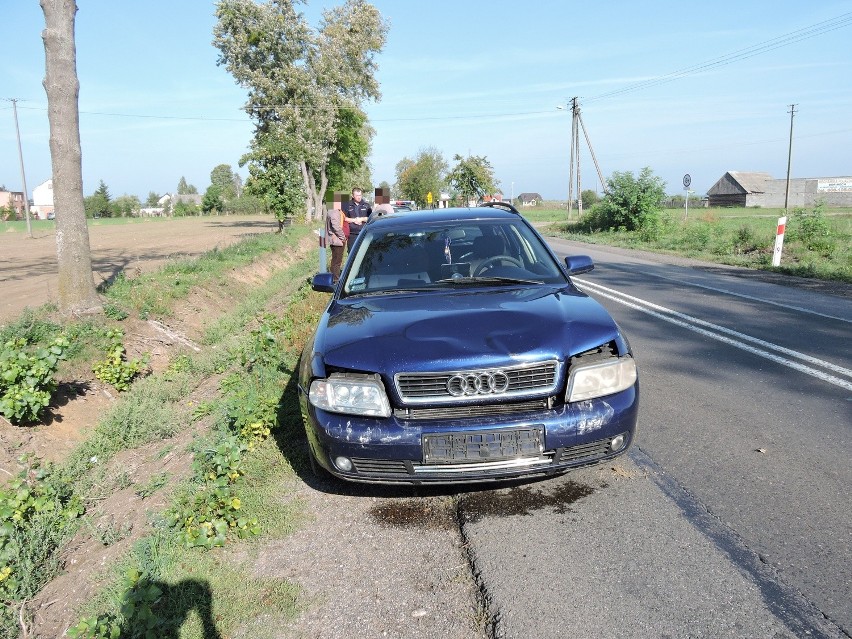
[2,1,852,202]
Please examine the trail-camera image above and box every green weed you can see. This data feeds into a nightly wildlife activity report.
[0,336,68,424]
[92,329,149,392]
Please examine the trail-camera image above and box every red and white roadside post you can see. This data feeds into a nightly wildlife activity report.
[772,216,787,267]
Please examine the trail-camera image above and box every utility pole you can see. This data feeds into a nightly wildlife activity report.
[784,104,797,215]
[561,97,607,220]
[9,98,33,237]
[574,99,583,217]
[567,97,577,219]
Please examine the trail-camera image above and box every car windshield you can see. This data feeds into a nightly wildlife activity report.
[340,219,566,297]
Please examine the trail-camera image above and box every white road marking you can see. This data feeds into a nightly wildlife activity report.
[630,271,852,324]
[575,277,852,392]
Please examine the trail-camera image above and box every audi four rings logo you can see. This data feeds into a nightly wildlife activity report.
[447,371,510,396]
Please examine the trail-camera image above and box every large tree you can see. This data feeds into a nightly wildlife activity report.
[213,0,388,222]
[177,176,198,195]
[84,179,112,218]
[447,154,498,204]
[326,105,373,194]
[240,131,306,231]
[145,191,161,208]
[40,0,100,315]
[202,186,226,215]
[210,163,238,201]
[111,194,141,218]
[395,147,447,208]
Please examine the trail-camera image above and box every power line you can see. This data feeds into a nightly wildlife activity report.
[584,12,852,103]
[6,12,851,127]
[11,102,247,122]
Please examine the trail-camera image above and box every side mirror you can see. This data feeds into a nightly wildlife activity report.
[564,255,594,275]
[311,272,336,292]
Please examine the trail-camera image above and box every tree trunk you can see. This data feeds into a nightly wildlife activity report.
[300,160,327,223]
[299,161,313,223]
[317,168,328,220]
[40,0,101,316]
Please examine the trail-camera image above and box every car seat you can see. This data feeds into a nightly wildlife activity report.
[367,244,431,289]
[471,234,506,261]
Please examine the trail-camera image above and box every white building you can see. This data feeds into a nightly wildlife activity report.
[31,179,54,219]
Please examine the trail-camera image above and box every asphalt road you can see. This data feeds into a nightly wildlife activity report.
[458,239,852,639]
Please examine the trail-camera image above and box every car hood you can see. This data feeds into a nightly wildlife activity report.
[314,285,622,375]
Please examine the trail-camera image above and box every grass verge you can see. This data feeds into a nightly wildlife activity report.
[1,223,330,638]
[537,205,852,283]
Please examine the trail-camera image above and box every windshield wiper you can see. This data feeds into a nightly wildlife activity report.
[347,288,426,297]
[434,276,543,286]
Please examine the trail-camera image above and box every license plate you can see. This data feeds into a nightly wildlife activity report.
[423,427,544,464]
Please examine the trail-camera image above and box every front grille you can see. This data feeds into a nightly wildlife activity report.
[395,361,560,405]
[351,458,409,475]
[346,434,625,480]
[394,398,550,421]
[557,436,613,463]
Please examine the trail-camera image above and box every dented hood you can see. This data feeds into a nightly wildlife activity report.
[313,285,621,376]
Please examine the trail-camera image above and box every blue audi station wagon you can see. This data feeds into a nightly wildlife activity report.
[298,203,638,483]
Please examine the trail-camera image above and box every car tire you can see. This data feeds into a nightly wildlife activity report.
[307,444,334,481]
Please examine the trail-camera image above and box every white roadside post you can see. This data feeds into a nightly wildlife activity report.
[318,209,328,273]
[682,174,691,219]
[772,216,787,267]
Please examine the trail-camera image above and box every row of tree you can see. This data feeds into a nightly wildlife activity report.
[391,148,498,208]
[79,164,253,218]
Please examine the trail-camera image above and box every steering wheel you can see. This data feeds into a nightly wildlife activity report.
[474,255,523,276]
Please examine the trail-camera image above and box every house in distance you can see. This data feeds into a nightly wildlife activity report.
[707,171,852,208]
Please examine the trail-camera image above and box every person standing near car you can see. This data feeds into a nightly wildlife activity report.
[343,187,371,251]
[325,191,348,282]
[371,186,394,219]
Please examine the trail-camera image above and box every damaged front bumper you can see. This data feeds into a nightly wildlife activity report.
[298,385,639,484]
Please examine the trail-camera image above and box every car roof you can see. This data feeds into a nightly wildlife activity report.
[367,206,520,229]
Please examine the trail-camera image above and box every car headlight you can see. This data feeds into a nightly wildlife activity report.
[566,357,637,402]
[308,374,391,417]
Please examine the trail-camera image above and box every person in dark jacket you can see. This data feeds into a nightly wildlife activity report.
[343,187,371,251]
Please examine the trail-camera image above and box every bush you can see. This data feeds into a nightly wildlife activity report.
[0,456,83,603]
[682,223,712,252]
[0,336,68,424]
[92,329,148,392]
[578,167,666,234]
[792,203,835,255]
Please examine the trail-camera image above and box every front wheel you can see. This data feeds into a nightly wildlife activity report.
[307,444,334,481]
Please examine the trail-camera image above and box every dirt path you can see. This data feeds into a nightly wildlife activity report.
[0,215,279,323]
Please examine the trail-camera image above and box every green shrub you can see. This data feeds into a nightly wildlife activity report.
[0,456,83,602]
[579,167,665,233]
[67,569,163,639]
[791,203,832,250]
[102,303,129,321]
[166,435,260,548]
[0,309,61,346]
[0,336,68,424]
[93,329,148,392]
[682,223,712,252]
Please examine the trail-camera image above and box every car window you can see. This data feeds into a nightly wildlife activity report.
[341,219,565,296]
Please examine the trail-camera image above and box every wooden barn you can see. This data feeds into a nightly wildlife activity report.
[707,171,852,208]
